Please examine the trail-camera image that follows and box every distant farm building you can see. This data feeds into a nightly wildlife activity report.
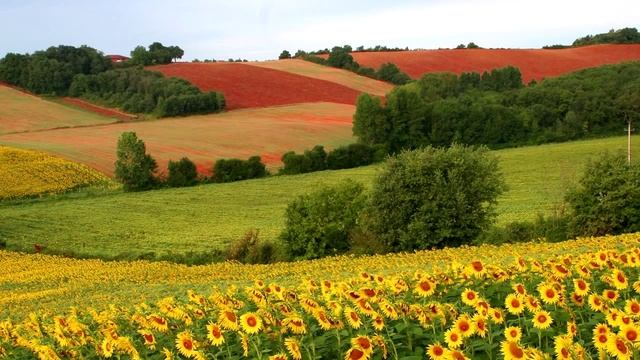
[108,55,129,63]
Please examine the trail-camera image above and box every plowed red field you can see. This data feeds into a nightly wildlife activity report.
[346,44,640,83]
[149,63,363,110]
[61,98,136,121]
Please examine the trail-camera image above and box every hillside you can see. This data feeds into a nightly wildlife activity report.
[0,84,118,134]
[346,44,640,82]
[149,62,369,109]
[1,135,636,258]
[0,102,355,175]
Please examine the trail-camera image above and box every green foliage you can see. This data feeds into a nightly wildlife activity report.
[354,62,640,151]
[327,46,357,70]
[69,67,224,117]
[467,42,481,49]
[211,156,267,183]
[130,42,184,65]
[376,62,411,85]
[280,180,368,260]
[167,157,198,188]
[278,50,291,60]
[0,45,112,95]
[326,143,384,170]
[225,229,284,264]
[366,145,506,251]
[114,132,158,191]
[566,152,640,237]
[573,27,640,46]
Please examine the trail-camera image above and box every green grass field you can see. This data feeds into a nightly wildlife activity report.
[1,135,637,258]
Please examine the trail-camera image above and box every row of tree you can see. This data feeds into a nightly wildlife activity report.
[544,27,640,48]
[279,143,385,175]
[70,67,225,117]
[129,42,184,66]
[354,62,640,153]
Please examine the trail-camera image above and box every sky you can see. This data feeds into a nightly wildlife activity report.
[1,0,639,61]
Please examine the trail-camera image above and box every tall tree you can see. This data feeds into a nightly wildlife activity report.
[114,132,158,191]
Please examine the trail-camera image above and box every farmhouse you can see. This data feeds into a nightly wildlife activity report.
[107,54,129,63]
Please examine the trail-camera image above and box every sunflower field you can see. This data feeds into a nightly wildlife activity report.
[0,146,112,200]
[2,234,640,359]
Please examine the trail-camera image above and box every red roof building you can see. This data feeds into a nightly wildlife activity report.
[107,55,130,63]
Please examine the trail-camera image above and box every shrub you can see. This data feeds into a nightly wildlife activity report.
[278,50,292,60]
[566,152,640,236]
[280,180,368,260]
[114,132,158,191]
[366,145,506,251]
[211,156,267,183]
[167,157,198,187]
[226,229,284,264]
[279,151,311,175]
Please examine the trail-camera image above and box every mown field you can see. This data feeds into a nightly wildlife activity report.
[0,84,117,135]
[0,146,113,200]
[1,233,638,359]
[1,136,637,259]
[0,102,355,175]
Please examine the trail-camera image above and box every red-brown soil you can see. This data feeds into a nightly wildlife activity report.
[61,98,136,121]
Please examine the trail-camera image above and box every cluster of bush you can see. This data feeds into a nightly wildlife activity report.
[70,67,225,117]
[129,42,184,66]
[279,143,385,175]
[114,132,267,191]
[455,42,481,49]
[280,45,412,85]
[354,62,640,153]
[572,27,640,46]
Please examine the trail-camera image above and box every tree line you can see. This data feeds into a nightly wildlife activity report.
[129,42,184,66]
[354,62,640,153]
[544,27,640,48]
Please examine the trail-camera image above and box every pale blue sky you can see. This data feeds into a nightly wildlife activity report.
[1,0,638,60]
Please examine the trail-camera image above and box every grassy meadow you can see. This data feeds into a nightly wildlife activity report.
[1,135,637,258]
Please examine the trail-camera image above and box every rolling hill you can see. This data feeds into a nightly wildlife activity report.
[345,44,640,82]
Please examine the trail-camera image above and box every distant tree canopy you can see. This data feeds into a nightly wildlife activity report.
[573,27,640,46]
[69,67,225,117]
[354,62,640,152]
[278,50,292,60]
[130,42,184,66]
[0,45,112,95]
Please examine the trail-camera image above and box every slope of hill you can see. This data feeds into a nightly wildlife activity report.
[0,102,356,175]
[347,44,640,82]
[1,135,636,259]
[0,146,112,200]
[251,59,393,96]
[0,84,118,134]
[149,62,366,109]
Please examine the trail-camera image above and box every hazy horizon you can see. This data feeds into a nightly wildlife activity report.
[1,0,638,61]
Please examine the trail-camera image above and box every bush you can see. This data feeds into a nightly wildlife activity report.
[167,157,198,187]
[566,152,640,237]
[278,50,292,60]
[280,180,368,260]
[366,145,506,251]
[114,132,158,191]
[211,156,267,183]
[226,229,284,264]
[326,143,379,169]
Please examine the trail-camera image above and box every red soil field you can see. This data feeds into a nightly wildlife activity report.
[343,44,640,83]
[61,98,136,121]
[149,63,363,110]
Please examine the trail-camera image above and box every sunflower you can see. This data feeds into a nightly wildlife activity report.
[162,347,173,360]
[345,308,363,329]
[285,338,302,360]
[240,312,263,334]
[505,294,525,315]
[594,323,610,336]
[490,308,505,324]
[240,333,249,357]
[426,343,447,360]
[567,321,578,338]
[634,281,640,294]
[525,295,541,312]
[571,278,590,296]
[379,300,399,320]
[372,315,385,331]
[454,315,474,337]
[625,299,640,316]
[344,347,368,360]
[532,310,553,330]
[449,350,470,360]
[100,338,114,358]
[147,314,169,333]
[588,294,605,312]
[607,335,632,360]
[206,323,224,346]
[619,325,640,343]
[612,269,628,290]
[512,283,527,296]
[554,335,572,360]
[538,284,560,305]
[603,289,619,303]
[282,316,306,335]
[268,354,288,360]
[501,341,526,360]
[473,314,488,338]
[593,332,610,350]
[350,336,374,355]
[504,326,522,342]
[467,260,486,277]
[444,329,463,349]
[414,279,436,297]
[570,292,585,307]
[138,329,156,350]
[175,331,197,358]
[461,289,479,306]
[218,310,239,331]
[314,310,333,330]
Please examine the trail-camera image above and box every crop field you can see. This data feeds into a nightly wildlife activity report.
[1,136,637,259]
[149,62,365,109]
[59,97,137,121]
[251,59,393,97]
[346,44,640,82]
[1,233,639,359]
[0,102,355,175]
[0,146,113,200]
[0,84,118,134]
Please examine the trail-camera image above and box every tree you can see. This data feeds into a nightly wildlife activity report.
[353,94,389,146]
[376,63,411,85]
[280,180,368,259]
[327,46,356,69]
[467,42,480,49]
[167,157,198,187]
[566,152,640,236]
[279,50,292,60]
[366,145,506,251]
[114,132,158,191]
